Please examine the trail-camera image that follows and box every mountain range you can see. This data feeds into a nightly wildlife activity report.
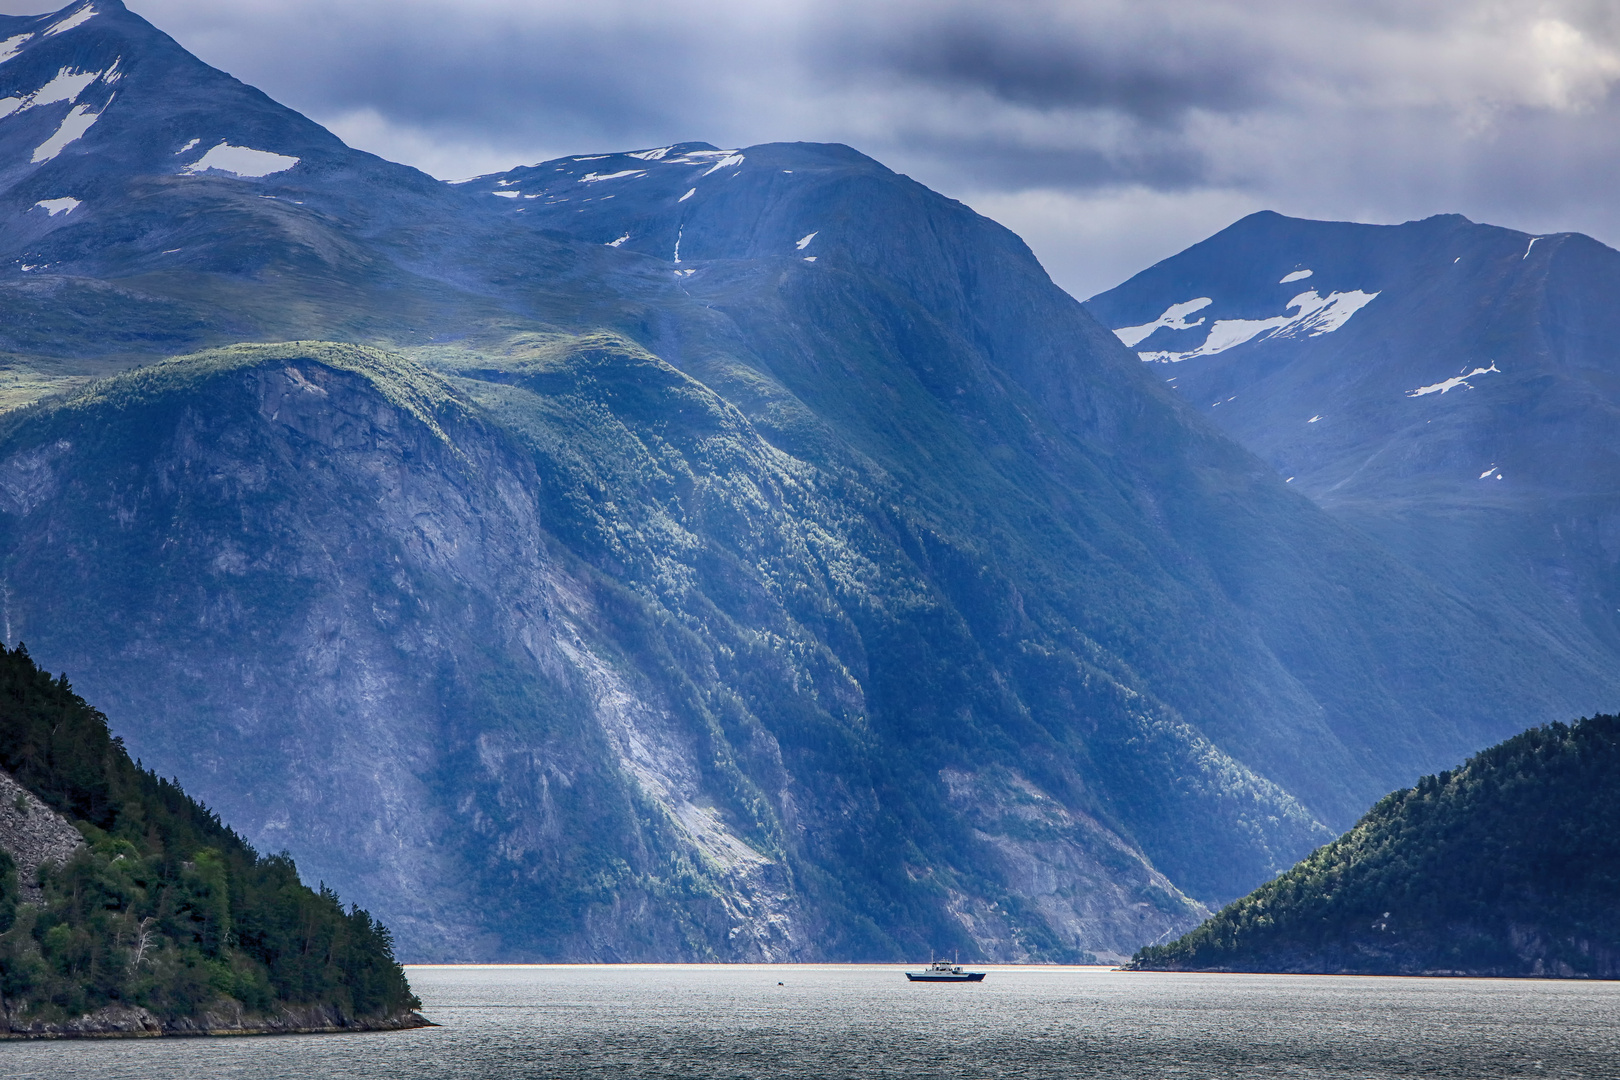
[0,0,1614,963]
[1087,212,1620,713]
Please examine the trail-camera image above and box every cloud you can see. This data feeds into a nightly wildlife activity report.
[835,2,1272,120]
[5,0,1620,296]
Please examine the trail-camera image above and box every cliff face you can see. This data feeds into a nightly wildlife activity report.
[0,342,1271,962]
[0,331,1585,966]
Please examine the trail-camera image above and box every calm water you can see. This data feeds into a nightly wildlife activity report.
[5,964,1620,1078]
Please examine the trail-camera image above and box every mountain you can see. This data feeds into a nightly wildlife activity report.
[1085,212,1620,708]
[0,0,634,369]
[1131,713,1620,977]
[0,642,424,1035]
[0,2,1607,964]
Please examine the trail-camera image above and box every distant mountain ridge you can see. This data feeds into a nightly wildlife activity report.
[1087,210,1620,724]
[0,1,1610,965]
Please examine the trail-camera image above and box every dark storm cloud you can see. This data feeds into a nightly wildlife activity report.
[840,5,1269,121]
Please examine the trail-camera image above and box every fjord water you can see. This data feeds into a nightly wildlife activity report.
[8,966,1620,1079]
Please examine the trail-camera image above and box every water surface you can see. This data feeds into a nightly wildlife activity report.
[5,963,1619,1078]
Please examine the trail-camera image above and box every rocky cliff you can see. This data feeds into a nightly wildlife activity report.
[0,770,84,907]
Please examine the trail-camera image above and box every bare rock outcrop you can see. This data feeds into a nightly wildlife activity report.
[0,1001,433,1039]
[0,769,85,903]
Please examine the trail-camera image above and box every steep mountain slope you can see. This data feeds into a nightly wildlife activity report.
[1131,714,1620,977]
[1086,212,1620,699]
[0,340,1312,963]
[462,145,1610,826]
[0,2,1606,964]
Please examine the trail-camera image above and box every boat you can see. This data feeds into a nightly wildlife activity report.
[904,959,986,982]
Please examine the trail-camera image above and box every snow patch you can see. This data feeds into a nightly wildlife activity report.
[33,197,79,216]
[571,155,610,162]
[606,233,629,247]
[0,34,32,65]
[1114,297,1213,348]
[176,137,199,154]
[491,190,520,198]
[1307,415,1323,423]
[1480,465,1500,480]
[1134,290,1380,363]
[678,188,695,202]
[796,231,817,250]
[182,143,300,178]
[0,61,118,131]
[27,66,101,107]
[701,152,744,177]
[628,146,672,161]
[802,256,816,262]
[1280,269,1313,283]
[1407,362,1500,397]
[42,4,96,37]
[578,169,644,183]
[1523,237,1541,260]
[31,102,103,162]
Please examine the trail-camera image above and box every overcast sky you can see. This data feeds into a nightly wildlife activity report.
[14,0,1620,297]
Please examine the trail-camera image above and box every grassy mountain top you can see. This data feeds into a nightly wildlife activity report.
[12,342,467,446]
[1131,714,1620,977]
[0,642,423,1033]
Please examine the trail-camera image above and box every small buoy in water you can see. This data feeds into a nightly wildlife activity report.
[778,982,784,986]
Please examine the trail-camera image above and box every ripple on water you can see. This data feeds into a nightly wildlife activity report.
[4,965,1617,1079]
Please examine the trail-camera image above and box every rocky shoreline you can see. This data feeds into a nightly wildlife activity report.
[0,1002,434,1038]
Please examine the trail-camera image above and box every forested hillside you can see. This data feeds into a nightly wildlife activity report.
[0,643,424,1035]
[1131,714,1620,977]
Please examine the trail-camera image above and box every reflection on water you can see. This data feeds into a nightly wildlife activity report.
[5,964,1620,1078]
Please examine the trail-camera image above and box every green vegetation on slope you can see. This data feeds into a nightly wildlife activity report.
[424,331,1312,958]
[1131,714,1620,976]
[0,643,420,1029]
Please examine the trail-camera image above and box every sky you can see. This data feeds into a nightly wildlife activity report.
[11,0,1620,298]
